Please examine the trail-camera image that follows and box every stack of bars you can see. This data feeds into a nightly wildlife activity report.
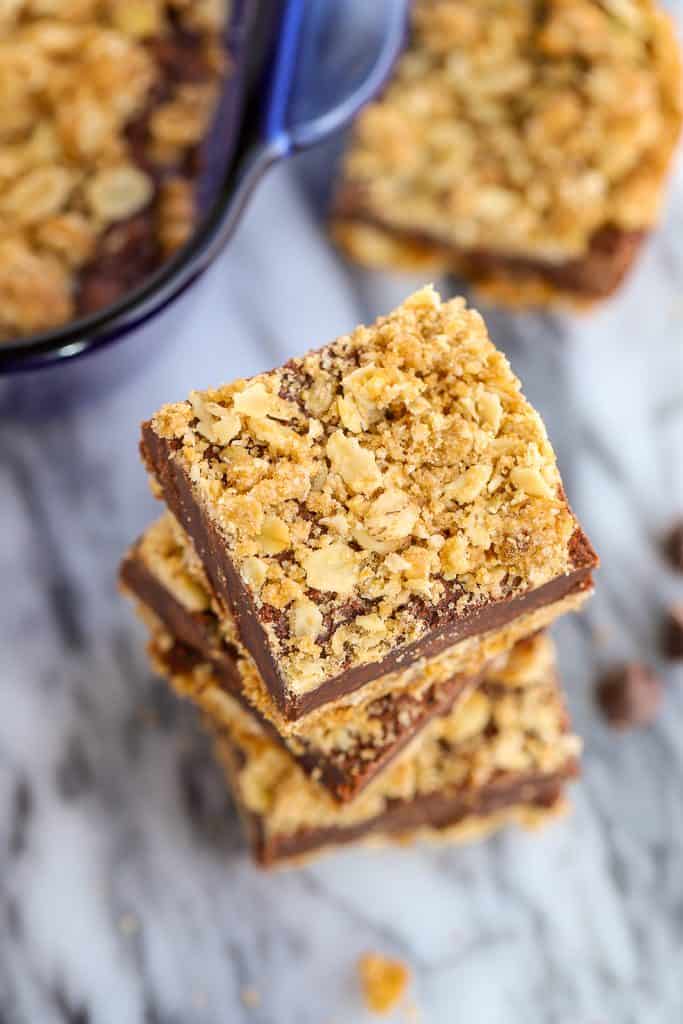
[120,287,598,867]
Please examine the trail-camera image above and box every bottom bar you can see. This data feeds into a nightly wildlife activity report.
[159,633,580,867]
[220,749,570,868]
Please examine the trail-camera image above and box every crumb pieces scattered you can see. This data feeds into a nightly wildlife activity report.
[596,662,663,730]
[241,986,261,1009]
[118,911,140,936]
[358,952,411,1016]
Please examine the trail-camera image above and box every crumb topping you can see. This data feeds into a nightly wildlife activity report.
[358,953,411,1016]
[189,634,580,834]
[338,0,682,261]
[0,0,227,341]
[149,287,580,694]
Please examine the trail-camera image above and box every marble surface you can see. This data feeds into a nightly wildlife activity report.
[3,103,683,1024]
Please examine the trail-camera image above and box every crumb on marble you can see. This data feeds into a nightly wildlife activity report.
[241,986,261,1009]
[358,952,411,1016]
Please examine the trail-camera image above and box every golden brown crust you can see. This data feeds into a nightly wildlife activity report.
[147,287,588,697]
[333,0,683,306]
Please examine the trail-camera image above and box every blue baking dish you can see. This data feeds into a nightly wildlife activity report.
[0,0,409,376]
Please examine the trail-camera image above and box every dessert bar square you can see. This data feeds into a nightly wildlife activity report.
[121,514,591,801]
[332,0,682,308]
[197,633,580,867]
[141,287,597,718]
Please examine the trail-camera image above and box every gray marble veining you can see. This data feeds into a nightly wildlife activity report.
[2,63,683,1024]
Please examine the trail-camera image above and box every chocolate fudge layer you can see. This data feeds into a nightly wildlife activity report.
[198,632,580,866]
[332,0,682,308]
[0,1,228,340]
[333,219,647,310]
[230,772,569,868]
[141,288,598,717]
[121,515,590,800]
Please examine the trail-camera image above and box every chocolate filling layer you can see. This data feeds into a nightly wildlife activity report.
[121,551,478,802]
[141,421,597,718]
[236,766,576,867]
[334,187,645,299]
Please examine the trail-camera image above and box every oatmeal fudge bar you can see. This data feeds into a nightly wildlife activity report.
[141,287,598,718]
[121,514,591,800]
[0,0,231,341]
[332,0,683,308]
[201,633,580,867]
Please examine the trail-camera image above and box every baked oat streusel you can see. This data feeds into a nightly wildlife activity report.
[333,0,683,307]
[0,0,228,341]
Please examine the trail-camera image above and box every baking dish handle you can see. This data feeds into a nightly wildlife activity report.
[265,0,410,155]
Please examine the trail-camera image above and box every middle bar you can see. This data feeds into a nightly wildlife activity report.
[121,512,591,802]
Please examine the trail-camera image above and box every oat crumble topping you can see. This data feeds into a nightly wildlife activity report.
[148,287,583,695]
[336,0,682,263]
[0,0,228,341]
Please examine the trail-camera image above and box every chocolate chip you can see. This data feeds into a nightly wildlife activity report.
[77,214,160,316]
[596,662,663,730]
[664,521,683,572]
[664,604,683,658]
[150,34,211,85]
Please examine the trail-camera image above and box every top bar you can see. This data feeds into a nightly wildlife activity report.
[141,287,597,716]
